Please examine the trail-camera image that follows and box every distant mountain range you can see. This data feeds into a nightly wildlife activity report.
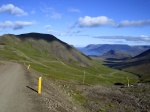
[104,49,150,82]
[77,44,150,56]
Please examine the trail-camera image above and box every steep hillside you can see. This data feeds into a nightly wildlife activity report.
[0,33,91,66]
[105,49,150,82]
[133,49,150,58]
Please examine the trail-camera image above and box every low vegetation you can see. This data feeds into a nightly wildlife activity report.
[1,33,149,112]
[104,49,150,82]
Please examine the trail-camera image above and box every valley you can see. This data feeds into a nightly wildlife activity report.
[0,33,149,112]
[104,49,150,83]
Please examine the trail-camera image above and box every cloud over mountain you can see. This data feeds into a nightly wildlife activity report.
[41,7,62,19]
[0,4,27,16]
[78,16,115,27]
[116,20,150,28]
[71,16,150,29]
[44,25,51,29]
[48,30,63,36]
[0,21,35,30]
[94,36,150,42]
[68,8,80,13]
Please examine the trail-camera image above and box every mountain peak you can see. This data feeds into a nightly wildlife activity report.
[17,32,60,42]
[103,49,132,60]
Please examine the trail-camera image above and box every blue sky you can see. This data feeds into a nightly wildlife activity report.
[0,0,150,46]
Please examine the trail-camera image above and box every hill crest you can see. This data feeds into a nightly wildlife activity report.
[0,33,91,66]
[103,50,132,60]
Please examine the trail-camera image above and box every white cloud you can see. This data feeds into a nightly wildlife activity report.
[14,21,35,30]
[72,29,82,33]
[67,29,82,34]
[71,16,150,29]
[31,10,35,14]
[139,35,150,41]
[0,21,35,30]
[94,36,150,42]
[48,30,63,36]
[78,16,115,27]
[116,20,150,27]
[67,23,77,30]
[44,25,51,29]
[140,35,148,38]
[68,8,80,13]
[50,12,62,19]
[41,7,62,19]
[0,4,27,16]
[0,21,14,28]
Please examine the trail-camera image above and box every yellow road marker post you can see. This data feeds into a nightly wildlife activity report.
[38,77,42,94]
[28,64,30,70]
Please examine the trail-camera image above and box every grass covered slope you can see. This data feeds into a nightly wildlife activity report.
[123,49,150,82]
[105,49,150,82]
[0,33,139,85]
[0,33,91,66]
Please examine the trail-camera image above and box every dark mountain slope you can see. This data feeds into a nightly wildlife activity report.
[0,33,91,66]
[133,49,150,58]
[102,50,132,60]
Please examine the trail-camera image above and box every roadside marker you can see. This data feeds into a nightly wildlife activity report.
[28,64,30,70]
[38,77,42,94]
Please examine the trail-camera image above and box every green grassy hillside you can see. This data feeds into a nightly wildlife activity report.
[0,33,139,85]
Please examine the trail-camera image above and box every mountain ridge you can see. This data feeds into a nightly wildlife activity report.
[0,33,92,66]
[77,44,150,56]
[102,49,132,60]
[104,49,150,82]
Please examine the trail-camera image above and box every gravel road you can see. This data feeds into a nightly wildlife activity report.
[0,61,84,112]
[0,62,36,112]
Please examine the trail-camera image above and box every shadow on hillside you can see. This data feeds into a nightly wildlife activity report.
[104,59,149,69]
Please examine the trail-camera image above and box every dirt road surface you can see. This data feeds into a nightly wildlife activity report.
[0,62,83,112]
[0,62,36,112]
